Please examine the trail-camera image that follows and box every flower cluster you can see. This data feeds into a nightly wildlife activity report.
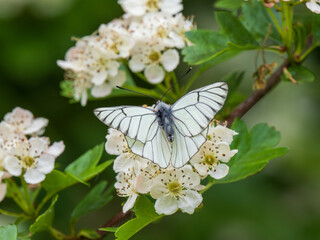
[0,107,65,201]
[106,122,237,215]
[57,0,194,106]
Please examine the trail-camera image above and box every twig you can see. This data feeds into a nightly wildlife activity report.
[226,59,290,127]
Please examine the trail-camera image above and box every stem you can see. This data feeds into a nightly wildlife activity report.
[49,227,75,240]
[266,8,283,38]
[0,208,28,218]
[5,178,30,215]
[298,45,317,62]
[36,192,55,215]
[20,175,34,216]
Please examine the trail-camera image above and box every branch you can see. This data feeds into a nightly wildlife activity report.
[226,59,290,127]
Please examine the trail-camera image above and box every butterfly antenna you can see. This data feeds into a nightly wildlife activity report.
[116,86,158,101]
[160,67,192,101]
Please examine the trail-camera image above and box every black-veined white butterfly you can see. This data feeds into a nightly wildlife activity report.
[94,82,228,168]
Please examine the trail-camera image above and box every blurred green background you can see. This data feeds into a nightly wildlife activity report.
[0,0,320,239]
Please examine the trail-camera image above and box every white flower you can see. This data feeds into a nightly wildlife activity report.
[0,122,26,150]
[170,13,194,48]
[207,124,238,145]
[4,107,48,136]
[306,0,320,14]
[135,162,160,193]
[115,171,139,213]
[190,141,237,179]
[98,21,135,59]
[105,128,149,174]
[118,0,183,17]
[129,41,179,84]
[3,137,65,184]
[150,165,203,215]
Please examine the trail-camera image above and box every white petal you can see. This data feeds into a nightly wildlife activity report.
[129,54,146,72]
[80,90,88,106]
[47,141,65,157]
[150,182,168,199]
[24,117,49,135]
[122,193,138,213]
[154,195,179,215]
[29,137,49,158]
[105,129,127,155]
[161,49,179,72]
[210,163,229,179]
[36,154,55,174]
[91,69,108,85]
[4,156,22,176]
[190,152,210,177]
[306,1,320,14]
[0,183,7,202]
[24,168,45,184]
[144,64,165,84]
[91,83,112,98]
[119,0,146,16]
[109,70,127,87]
[113,154,135,173]
[178,190,202,214]
[135,172,152,194]
[107,61,120,77]
[180,165,201,188]
[208,125,238,145]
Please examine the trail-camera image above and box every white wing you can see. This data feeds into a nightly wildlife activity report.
[170,82,228,168]
[171,82,228,137]
[94,106,157,143]
[94,106,171,168]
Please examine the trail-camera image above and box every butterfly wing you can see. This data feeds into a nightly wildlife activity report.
[94,106,157,143]
[170,82,228,168]
[94,106,171,168]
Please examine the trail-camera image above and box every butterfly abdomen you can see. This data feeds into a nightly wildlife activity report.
[155,101,175,142]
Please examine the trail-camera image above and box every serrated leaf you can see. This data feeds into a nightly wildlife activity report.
[30,195,58,234]
[65,144,113,183]
[78,229,100,239]
[215,11,259,48]
[71,181,113,220]
[115,196,162,240]
[0,225,17,240]
[281,65,315,83]
[182,30,228,64]
[241,0,281,43]
[215,119,288,184]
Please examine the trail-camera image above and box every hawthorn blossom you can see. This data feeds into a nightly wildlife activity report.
[3,137,65,184]
[306,0,320,14]
[105,128,149,174]
[4,107,48,136]
[129,41,179,83]
[115,171,139,213]
[150,165,203,215]
[118,0,183,17]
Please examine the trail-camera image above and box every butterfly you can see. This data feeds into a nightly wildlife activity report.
[94,82,228,168]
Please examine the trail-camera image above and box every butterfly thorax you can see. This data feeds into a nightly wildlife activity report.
[155,101,174,142]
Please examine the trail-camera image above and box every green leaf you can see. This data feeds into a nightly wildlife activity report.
[41,170,77,194]
[215,119,289,184]
[313,14,320,46]
[241,0,281,43]
[60,80,74,98]
[281,64,315,83]
[78,229,100,239]
[71,181,113,220]
[30,195,58,234]
[182,30,228,64]
[115,196,162,240]
[0,225,17,240]
[99,227,118,232]
[215,0,244,9]
[65,144,113,183]
[215,11,259,48]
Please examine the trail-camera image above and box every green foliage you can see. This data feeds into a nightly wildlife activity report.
[241,0,281,42]
[30,195,58,234]
[215,119,288,184]
[215,0,244,9]
[215,11,259,49]
[282,64,315,83]
[112,196,162,240]
[313,14,320,46]
[78,229,100,239]
[0,225,17,240]
[71,180,114,221]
